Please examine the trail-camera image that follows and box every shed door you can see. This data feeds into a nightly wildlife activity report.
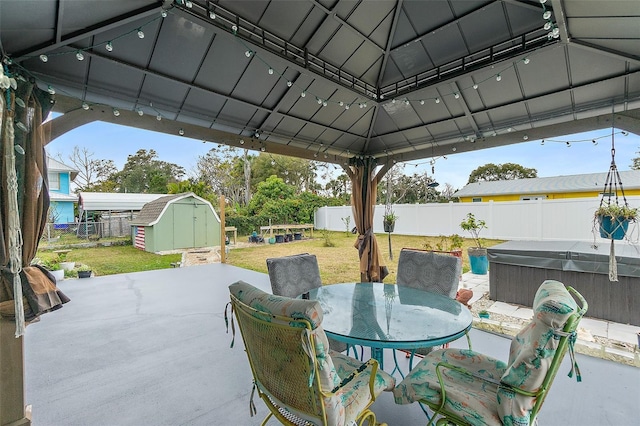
[173,203,207,249]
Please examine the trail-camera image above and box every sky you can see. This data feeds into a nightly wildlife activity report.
[46,120,639,191]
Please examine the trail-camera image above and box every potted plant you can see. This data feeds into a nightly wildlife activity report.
[595,204,638,240]
[460,213,489,275]
[383,208,397,233]
[76,264,92,278]
[38,258,65,282]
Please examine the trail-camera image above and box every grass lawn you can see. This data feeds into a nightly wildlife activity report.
[34,231,503,281]
[227,231,504,284]
[35,245,181,276]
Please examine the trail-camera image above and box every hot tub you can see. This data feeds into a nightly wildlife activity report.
[488,240,640,326]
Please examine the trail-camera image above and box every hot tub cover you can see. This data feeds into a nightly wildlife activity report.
[488,241,640,278]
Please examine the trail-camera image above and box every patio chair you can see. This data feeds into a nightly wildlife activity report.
[396,248,462,357]
[393,280,588,426]
[227,281,395,426]
[266,253,348,353]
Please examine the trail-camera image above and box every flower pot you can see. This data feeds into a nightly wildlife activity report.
[50,269,64,282]
[478,311,490,319]
[383,220,395,233]
[78,270,92,278]
[285,233,293,242]
[467,247,488,275]
[275,235,284,243]
[268,237,276,244]
[598,215,629,240]
[59,261,76,271]
[294,232,302,240]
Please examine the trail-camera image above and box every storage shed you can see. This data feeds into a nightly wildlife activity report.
[130,193,221,253]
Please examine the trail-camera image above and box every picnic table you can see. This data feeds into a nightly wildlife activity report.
[259,224,314,239]
[224,226,237,245]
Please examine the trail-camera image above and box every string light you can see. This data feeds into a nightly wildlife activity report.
[523,57,530,65]
[496,74,502,82]
[435,98,440,104]
[105,42,113,52]
[245,50,252,57]
[39,54,48,62]
[301,91,306,98]
[161,10,168,18]
[156,114,162,121]
[472,84,478,89]
[209,11,216,19]
[112,108,120,116]
[179,128,185,136]
[268,67,273,75]
[287,81,292,87]
[136,108,144,116]
[82,102,89,110]
[75,51,84,61]
[454,93,460,99]
[137,29,145,39]
[47,85,55,95]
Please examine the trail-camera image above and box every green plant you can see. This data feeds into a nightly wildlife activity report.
[383,208,398,223]
[460,213,487,248]
[341,216,351,236]
[76,264,92,272]
[595,204,638,221]
[321,228,336,247]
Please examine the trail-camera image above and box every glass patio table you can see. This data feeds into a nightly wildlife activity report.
[306,282,473,371]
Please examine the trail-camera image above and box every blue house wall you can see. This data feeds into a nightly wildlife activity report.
[50,171,75,223]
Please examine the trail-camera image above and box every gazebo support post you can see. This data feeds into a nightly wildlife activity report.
[219,195,226,263]
[0,319,30,425]
[344,158,391,282]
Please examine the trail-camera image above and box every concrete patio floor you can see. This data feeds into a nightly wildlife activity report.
[24,264,639,425]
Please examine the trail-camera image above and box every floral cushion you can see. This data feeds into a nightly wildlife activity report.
[229,281,393,425]
[497,280,577,426]
[393,348,507,425]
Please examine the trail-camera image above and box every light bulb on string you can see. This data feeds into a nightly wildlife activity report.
[260,146,265,152]
[540,0,547,4]
[112,108,120,117]
[39,54,48,62]
[523,57,530,65]
[592,139,598,145]
[287,81,292,87]
[156,114,162,121]
[543,10,552,20]
[472,84,478,89]
[105,41,113,52]
[345,104,350,110]
[209,11,216,19]
[47,85,55,95]
[76,51,85,61]
[161,10,168,18]
[301,91,306,98]
[245,50,252,57]
[239,139,245,145]
[268,68,273,75]
[339,101,344,107]
[231,25,238,33]
[420,100,425,105]
[523,135,529,140]
[179,128,185,136]
[544,22,552,30]
[496,74,502,82]
[435,97,440,104]
[363,102,367,108]
[82,103,89,110]
[137,109,144,116]
[185,1,193,8]
[541,140,545,145]
[137,29,145,39]
[317,98,322,105]
[454,93,460,99]
[566,141,571,147]
[322,100,327,107]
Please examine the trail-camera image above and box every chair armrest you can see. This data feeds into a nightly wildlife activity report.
[433,360,502,412]
[323,359,379,401]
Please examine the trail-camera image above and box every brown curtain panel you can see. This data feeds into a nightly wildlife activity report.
[347,158,388,282]
[0,78,68,330]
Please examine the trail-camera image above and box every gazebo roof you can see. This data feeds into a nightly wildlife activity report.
[1,0,639,164]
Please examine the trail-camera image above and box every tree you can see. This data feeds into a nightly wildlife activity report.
[58,146,117,192]
[467,162,537,183]
[167,179,216,205]
[251,153,320,194]
[378,165,441,204]
[631,149,640,170]
[111,149,185,193]
[196,146,249,206]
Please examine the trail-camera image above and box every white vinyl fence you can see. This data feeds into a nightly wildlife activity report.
[315,196,640,242]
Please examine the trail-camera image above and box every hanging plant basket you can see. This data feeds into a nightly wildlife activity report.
[383,219,395,233]
[597,214,630,240]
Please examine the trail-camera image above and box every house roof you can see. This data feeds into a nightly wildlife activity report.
[49,192,77,202]
[129,192,217,226]
[46,156,79,181]
[78,192,166,212]
[454,170,640,197]
[2,1,639,165]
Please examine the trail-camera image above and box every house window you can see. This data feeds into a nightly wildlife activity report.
[520,195,546,201]
[472,197,482,202]
[48,173,60,190]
